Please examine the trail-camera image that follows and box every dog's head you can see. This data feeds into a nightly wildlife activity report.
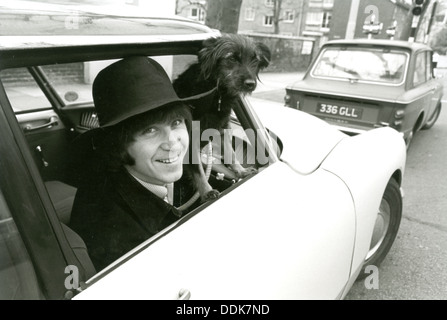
[199,34,271,97]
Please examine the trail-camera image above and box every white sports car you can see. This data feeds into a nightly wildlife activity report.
[0,4,406,300]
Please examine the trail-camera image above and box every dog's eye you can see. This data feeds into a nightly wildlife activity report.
[225,53,239,63]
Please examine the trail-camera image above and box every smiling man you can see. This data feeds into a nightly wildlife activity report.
[69,56,215,272]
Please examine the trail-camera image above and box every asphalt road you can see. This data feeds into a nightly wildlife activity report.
[252,72,447,300]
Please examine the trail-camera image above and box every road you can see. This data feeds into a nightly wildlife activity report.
[252,71,447,300]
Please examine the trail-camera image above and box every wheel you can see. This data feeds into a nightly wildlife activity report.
[356,178,402,280]
[422,102,442,130]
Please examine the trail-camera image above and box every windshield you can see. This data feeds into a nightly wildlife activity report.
[311,47,408,85]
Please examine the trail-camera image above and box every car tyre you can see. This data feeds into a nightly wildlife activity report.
[422,102,442,130]
[356,178,402,281]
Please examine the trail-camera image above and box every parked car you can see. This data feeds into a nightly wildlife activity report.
[285,39,443,149]
[0,4,406,300]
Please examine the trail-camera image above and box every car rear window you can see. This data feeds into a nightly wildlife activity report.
[311,47,408,85]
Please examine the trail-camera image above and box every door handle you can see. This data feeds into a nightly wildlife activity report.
[24,116,58,132]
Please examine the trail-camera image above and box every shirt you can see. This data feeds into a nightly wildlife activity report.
[129,172,174,205]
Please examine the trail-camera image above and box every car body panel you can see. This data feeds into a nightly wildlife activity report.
[248,98,346,174]
[249,99,406,285]
[0,1,212,37]
[321,127,406,275]
[75,162,356,300]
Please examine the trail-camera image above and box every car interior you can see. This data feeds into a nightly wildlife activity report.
[0,53,274,284]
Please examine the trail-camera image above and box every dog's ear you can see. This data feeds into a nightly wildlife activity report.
[199,37,220,80]
[256,42,271,70]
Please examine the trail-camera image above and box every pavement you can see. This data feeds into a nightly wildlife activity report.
[251,71,305,104]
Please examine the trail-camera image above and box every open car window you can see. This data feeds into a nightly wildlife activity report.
[1,68,52,113]
[0,53,274,278]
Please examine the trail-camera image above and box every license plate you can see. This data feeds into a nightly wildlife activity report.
[317,103,363,119]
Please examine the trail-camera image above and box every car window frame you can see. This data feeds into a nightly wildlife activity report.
[426,50,434,81]
[412,50,428,87]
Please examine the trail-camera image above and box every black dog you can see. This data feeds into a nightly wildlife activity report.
[173,34,271,202]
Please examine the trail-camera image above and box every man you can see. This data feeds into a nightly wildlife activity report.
[69,56,215,272]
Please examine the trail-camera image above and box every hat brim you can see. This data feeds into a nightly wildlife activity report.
[100,86,218,128]
[71,86,218,147]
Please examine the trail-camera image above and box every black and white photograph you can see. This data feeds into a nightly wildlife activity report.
[0,0,446,302]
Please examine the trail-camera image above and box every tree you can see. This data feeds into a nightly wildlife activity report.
[205,0,243,34]
[429,27,447,54]
[272,0,283,34]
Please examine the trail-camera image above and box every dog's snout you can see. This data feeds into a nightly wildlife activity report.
[243,79,256,91]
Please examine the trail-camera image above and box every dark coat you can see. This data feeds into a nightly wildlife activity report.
[69,167,182,272]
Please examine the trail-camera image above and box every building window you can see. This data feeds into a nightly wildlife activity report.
[306,12,323,26]
[322,12,332,28]
[264,15,273,26]
[265,0,274,7]
[245,7,255,21]
[284,10,295,23]
[189,7,205,22]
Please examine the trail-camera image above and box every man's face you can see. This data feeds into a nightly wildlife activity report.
[125,116,189,186]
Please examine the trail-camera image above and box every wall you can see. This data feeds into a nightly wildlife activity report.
[241,32,316,72]
[1,64,84,86]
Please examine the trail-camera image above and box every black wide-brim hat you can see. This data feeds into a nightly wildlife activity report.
[93,55,216,127]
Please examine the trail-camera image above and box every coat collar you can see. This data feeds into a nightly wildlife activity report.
[111,168,182,234]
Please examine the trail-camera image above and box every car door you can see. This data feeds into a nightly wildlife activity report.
[72,98,356,300]
[0,66,73,183]
[408,50,441,129]
[0,65,97,299]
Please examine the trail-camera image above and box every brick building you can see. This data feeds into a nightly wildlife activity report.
[238,0,335,40]
[328,0,411,41]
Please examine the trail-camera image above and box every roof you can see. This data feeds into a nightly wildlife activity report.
[0,1,219,50]
[322,39,431,52]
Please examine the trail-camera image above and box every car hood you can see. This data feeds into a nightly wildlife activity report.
[287,77,405,103]
[76,161,355,300]
[249,98,346,174]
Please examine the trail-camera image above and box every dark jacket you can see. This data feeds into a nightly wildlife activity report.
[69,167,182,272]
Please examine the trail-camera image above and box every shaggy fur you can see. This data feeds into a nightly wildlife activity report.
[173,34,271,202]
